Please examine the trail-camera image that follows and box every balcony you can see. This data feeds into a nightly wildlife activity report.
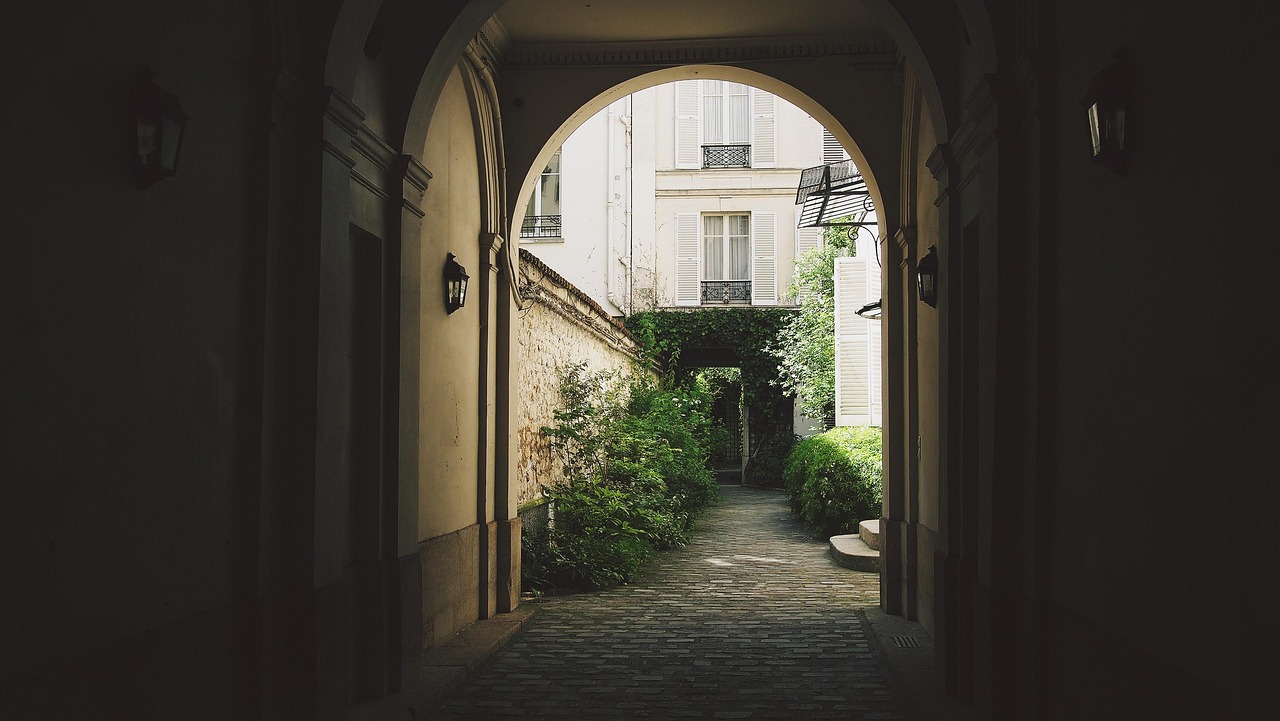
[520,215,562,238]
[701,280,751,304]
[702,144,750,169]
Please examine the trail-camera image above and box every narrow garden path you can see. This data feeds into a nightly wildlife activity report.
[432,485,908,720]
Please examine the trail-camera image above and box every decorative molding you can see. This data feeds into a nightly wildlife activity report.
[949,73,1011,165]
[894,226,917,253]
[350,171,389,200]
[654,187,799,198]
[899,64,920,228]
[323,87,366,138]
[503,34,897,68]
[395,154,432,219]
[353,126,397,172]
[477,16,510,62]
[483,231,505,273]
[926,143,952,181]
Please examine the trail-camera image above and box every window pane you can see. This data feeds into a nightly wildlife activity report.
[540,174,559,215]
[704,237,724,279]
[703,95,722,143]
[729,236,750,279]
[732,89,747,142]
[703,215,724,280]
[729,215,750,280]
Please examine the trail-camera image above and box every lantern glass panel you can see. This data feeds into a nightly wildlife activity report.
[1087,103,1102,155]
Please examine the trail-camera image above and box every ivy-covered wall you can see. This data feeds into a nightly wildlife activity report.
[626,308,798,486]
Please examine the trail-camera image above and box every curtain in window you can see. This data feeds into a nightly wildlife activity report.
[728,214,750,279]
[703,215,724,280]
[726,83,749,143]
[702,80,750,144]
[703,80,723,144]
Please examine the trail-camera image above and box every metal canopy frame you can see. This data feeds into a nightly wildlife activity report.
[795,159,876,227]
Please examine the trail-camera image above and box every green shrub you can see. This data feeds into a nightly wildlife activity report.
[523,363,721,592]
[783,426,883,538]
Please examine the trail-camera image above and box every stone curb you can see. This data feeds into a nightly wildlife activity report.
[347,606,537,721]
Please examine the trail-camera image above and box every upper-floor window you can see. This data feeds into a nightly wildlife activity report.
[674,80,775,170]
[521,149,561,239]
[701,81,751,167]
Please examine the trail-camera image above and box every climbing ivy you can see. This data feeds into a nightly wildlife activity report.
[625,308,799,487]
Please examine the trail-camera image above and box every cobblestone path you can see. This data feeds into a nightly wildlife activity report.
[432,485,905,720]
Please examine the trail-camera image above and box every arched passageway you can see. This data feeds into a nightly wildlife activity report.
[6,1,1267,720]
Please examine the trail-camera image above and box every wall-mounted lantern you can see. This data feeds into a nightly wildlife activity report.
[917,246,938,307]
[134,66,188,189]
[1081,49,1129,174]
[444,253,469,314]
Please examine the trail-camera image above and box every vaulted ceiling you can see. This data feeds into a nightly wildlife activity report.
[493,0,890,48]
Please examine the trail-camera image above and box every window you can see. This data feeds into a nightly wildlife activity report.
[701,81,750,168]
[675,210,776,307]
[521,150,561,238]
[674,81,775,170]
[701,213,751,303]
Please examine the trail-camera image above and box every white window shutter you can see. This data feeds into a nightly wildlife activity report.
[794,209,823,257]
[834,254,880,426]
[675,81,701,169]
[822,128,849,164]
[751,211,777,305]
[675,212,701,305]
[751,89,776,168]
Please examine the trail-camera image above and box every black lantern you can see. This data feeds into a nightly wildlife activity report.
[917,246,938,307]
[855,299,882,320]
[444,253,469,314]
[134,66,188,188]
[1081,50,1129,174]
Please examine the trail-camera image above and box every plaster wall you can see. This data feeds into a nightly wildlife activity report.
[417,67,484,543]
[912,96,943,636]
[519,102,620,315]
[1041,0,1254,706]
[3,1,260,713]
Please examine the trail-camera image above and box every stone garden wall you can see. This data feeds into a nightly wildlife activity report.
[516,249,653,511]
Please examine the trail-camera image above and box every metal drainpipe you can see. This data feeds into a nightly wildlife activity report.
[625,93,634,315]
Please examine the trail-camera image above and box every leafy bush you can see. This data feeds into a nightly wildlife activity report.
[524,363,720,591]
[783,425,882,538]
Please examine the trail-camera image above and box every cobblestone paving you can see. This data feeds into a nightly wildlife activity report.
[432,485,903,720]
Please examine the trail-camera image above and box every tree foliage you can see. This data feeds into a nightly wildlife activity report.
[767,221,861,420]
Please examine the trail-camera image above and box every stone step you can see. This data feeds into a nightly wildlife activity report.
[829,533,880,573]
[859,519,881,551]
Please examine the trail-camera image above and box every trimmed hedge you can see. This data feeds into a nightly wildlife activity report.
[783,426,883,538]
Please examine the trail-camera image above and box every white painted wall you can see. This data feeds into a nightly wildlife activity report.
[519,80,881,429]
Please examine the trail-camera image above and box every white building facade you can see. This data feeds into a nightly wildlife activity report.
[520,80,880,427]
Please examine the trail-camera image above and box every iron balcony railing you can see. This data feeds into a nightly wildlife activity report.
[520,215,562,238]
[702,144,751,168]
[701,280,751,304]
